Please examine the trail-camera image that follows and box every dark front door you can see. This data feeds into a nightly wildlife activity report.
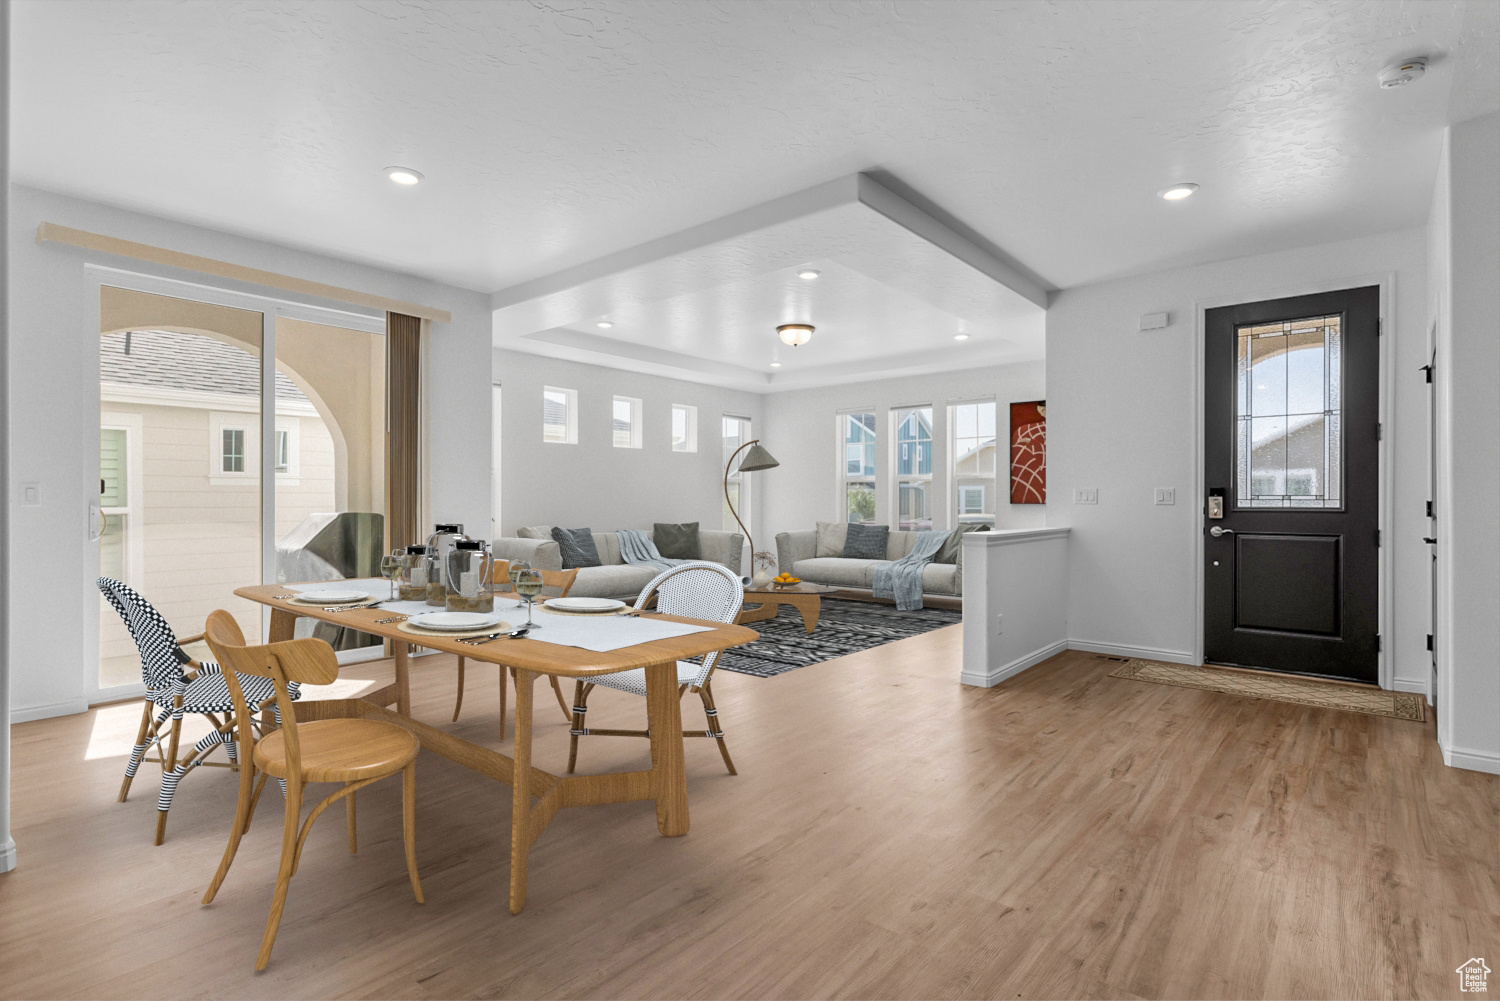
[1204,286,1380,683]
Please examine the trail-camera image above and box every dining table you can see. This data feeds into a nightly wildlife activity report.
[236,581,759,913]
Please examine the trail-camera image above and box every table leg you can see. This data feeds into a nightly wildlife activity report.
[394,640,411,717]
[509,669,534,914]
[799,596,821,633]
[268,607,296,642]
[645,660,689,836]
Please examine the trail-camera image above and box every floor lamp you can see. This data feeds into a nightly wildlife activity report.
[724,439,778,581]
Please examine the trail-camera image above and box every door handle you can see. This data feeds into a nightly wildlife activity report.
[1423,537,1437,545]
[1209,526,1235,537]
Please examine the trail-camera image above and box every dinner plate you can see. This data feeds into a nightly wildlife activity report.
[407,611,505,631]
[546,597,626,613]
[291,588,370,604]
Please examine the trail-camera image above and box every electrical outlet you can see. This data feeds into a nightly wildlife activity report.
[1155,488,1175,506]
[1074,488,1098,505]
[19,482,40,506]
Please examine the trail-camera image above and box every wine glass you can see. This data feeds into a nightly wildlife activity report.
[379,552,404,601]
[506,560,530,605]
[514,569,543,630]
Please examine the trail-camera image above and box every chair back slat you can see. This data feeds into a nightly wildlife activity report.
[97,577,190,690]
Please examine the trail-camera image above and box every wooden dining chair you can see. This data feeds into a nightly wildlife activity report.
[98,577,301,845]
[199,610,423,971]
[451,562,579,739]
[567,562,744,775]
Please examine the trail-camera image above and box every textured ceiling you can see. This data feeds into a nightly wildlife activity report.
[13,0,1498,297]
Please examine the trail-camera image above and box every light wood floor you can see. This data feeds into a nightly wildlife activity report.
[3,630,1496,1000]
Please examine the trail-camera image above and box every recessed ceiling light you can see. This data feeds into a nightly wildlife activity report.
[797,270,820,280]
[770,361,782,368]
[954,333,970,341]
[385,166,424,186]
[596,320,613,329]
[1159,183,1199,201]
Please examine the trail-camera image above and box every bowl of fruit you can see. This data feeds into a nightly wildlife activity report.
[772,572,801,589]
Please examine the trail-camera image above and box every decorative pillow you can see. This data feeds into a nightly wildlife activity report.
[516,525,553,540]
[550,526,602,569]
[936,524,987,565]
[653,522,701,560]
[815,521,849,558]
[842,523,890,561]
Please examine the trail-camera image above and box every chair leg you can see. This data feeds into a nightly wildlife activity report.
[452,656,466,722]
[155,706,184,846]
[204,759,258,905]
[256,777,303,971]
[549,675,572,722]
[699,681,737,776]
[567,681,591,774]
[118,700,155,802]
[402,761,423,904]
[346,787,358,854]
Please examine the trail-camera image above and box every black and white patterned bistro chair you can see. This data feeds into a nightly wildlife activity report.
[98,578,300,844]
[566,561,745,775]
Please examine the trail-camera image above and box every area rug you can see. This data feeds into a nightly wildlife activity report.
[1109,659,1425,721]
[716,598,961,678]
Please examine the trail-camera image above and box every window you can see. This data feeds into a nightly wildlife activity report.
[543,386,577,444]
[1235,313,1343,509]
[221,427,246,473]
[613,395,643,449]
[723,415,752,533]
[840,411,876,524]
[951,400,997,528]
[893,406,933,530]
[274,429,290,472]
[672,404,698,452]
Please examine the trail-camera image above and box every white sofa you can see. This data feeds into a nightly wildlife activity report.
[491,528,744,600]
[775,523,966,598]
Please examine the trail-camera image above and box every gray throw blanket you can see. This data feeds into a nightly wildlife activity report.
[617,529,685,573]
[872,530,949,610]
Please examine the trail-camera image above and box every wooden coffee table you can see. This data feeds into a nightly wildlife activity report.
[737,582,839,633]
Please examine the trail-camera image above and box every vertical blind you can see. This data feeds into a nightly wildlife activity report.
[386,312,421,552]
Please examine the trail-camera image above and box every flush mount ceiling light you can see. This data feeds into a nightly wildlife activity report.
[954,333,970,341]
[777,323,814,347]
[596,320,613,329]
[797,270,821,280]
[1378,57,1428,89]
[1158,183,1199,201]
[385,166,424,186]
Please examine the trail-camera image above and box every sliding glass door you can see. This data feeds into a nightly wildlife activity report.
[95,281,386,699]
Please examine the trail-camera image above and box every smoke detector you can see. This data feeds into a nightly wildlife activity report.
[1378,57,1428,89]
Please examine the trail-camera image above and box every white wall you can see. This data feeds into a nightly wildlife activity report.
[760,361,1047,537]
[1,3,16,872]
[492,348,766,547]
[1430,112,1500,774]
[1046,229,1431,682]
[8,185,493,722]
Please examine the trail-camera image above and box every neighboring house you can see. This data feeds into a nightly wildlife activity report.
[1246,411,1334,503]
[953,436,998,526]
[98,329,337,687]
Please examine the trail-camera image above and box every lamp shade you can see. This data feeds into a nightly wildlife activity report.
[777,324,814,347]
[737,443,780,472]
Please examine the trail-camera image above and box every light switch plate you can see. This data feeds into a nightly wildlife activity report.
[1074,488,1099,505]
[1155,488,1175,506]
[19,482,41,506]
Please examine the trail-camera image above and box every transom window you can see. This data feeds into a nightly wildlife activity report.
[543,386,577,444]
[613,396,643,449]
[1235,314,1342,509]
[671,403,697,452]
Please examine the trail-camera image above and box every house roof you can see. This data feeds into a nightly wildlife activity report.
[101,329,307,403]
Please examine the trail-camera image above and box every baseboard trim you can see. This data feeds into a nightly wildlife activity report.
[961,638,1069,688]
[1391,678,1431,697]
[1067,639,1197,666]
[1441,742,1500,775]
[0,838,16,873]
[10,699,89,724]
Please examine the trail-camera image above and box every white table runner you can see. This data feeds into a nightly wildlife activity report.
[281,580,713,654]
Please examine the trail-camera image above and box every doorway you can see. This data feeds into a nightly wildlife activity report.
[1202,285,1380,683]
